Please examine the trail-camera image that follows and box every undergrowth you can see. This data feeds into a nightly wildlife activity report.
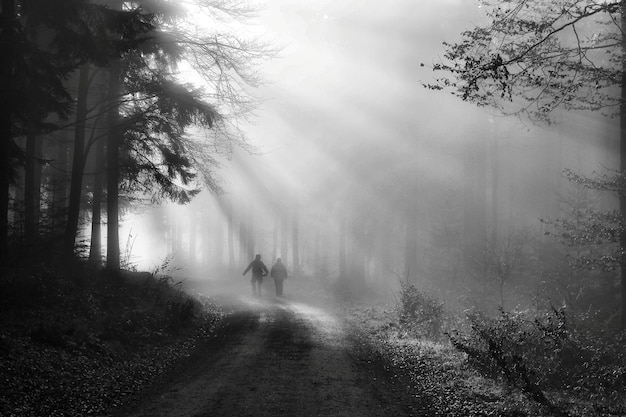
[0,261,224,416]
[449,308,626,416]
[342,282,626,417]
[398,282,445,338]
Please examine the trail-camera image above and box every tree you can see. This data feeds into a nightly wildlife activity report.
[281,209,289,263]
[0,0,78,264]
[71,0,247,269]
[63,63,90,256]
[292,206,300,276]
[99,0,272,270]
[106,57,123,270]
[0,0,164,265]
[541,171,619,316]
[486,230,530,309]
[426,0,626,328]
[2,0,270,273]
[425,1,621,123]
[88,134,105,265]
[24,133,42,245]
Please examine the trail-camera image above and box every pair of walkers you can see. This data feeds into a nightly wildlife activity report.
[242,254,288,297]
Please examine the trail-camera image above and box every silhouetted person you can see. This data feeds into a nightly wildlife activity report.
[243,254,268,296]
[270,258,288,296]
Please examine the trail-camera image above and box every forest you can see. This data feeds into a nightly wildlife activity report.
[1,0,626,416]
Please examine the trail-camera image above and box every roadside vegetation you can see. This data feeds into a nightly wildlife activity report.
[343,281,626,417]
[0,260,225,417]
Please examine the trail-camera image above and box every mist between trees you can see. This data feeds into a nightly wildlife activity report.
[2,0,626,333]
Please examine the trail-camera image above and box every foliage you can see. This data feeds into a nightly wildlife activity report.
[151,252,182,278]
[119,54,220,203]
[0,0,159,147]
[535,168,622,324]
[397,282,445,338]
[547,210,624,270]
[1,0,275,265]
[0,261,225,416]
[114,0,276,201]
[542,169,626,271]
[424,0,622,123]
[344,302,540,416]
[120,229,139,271]
[165,296,198,332]
[425,0,626,328]
[449,307,626,415]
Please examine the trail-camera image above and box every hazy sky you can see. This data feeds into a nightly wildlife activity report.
[225,0,485,199]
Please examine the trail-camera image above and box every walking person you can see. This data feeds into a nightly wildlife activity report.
[270,258,288,297]
[243,254,269,296]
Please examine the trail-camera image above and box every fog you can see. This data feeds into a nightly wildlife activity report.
[112,0,619,311]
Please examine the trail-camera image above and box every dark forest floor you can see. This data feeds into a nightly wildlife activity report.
[0,262,225,416]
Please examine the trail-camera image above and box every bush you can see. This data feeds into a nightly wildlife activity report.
[397,282,444,338]
[165,297,198,332]
[449,308,626,415]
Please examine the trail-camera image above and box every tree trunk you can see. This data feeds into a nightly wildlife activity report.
[463,124,488,265]
[321,226,330,280]
[405,209,418,284]
[314,228,320,276]
[189,211,197,266]
[490,130,499,244]
[106,59,122,271]
[280,210,288,262]
[272,213,278,264]
[292,207,299,275]
[351,216,366,286]
[227,199,235,272]
[0,130,10,265]
[339,211,346,281]
[239,213,247,264]
[247,205,255,258]
[64,63,90,257]
[89,138,104,265]
[173,213,182,256]
[215,211,224,269]
[24,133,41,245]
[53,139,70,236]
[619,0,626,330]
[0,0,16,266]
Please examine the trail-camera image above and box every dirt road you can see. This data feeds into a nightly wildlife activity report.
[111,291,422,417]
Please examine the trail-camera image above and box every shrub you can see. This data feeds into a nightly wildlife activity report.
[397,282,444,337]
[164,295,198,332]
[449,307,626,415]
[449,309,557,409]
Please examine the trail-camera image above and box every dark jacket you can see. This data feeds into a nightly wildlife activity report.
[270,262,288,280]
[243,259,268,277]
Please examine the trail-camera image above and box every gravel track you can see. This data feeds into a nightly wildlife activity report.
[110,292,421,417]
